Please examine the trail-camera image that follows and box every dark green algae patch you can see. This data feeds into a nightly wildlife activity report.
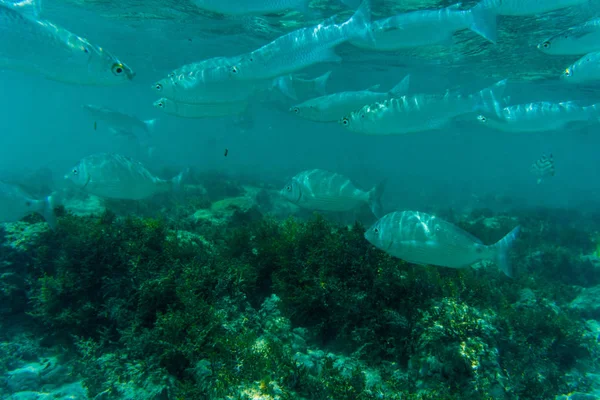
[1,203,599,399]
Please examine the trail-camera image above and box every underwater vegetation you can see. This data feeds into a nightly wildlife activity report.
[0,196,599,399]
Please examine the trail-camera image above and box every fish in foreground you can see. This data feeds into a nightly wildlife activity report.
[365,210,520,277]
[83,105,156,137]
[0,181,58,229]
[538,18,600,55]
[153,97,249,118]
[340,79,506,135]
[280,169,385,218]
[64,153,188,200]
[0,3,134,85]
[228,0,371,81]
[480,0,588,16]
[289,75,410,122]
[476,101,600,132]
[349,2,497,51]
[562,52,600,83]
[530,154,555,184]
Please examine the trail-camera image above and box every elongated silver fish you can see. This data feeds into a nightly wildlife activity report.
[227,0,371,81]
[538,19,600,55]
[562,51,600,83]
[83,105,156,137]
[280,169,385,217]
[273,70,331,101]
[153,65,270,104]
[290,75,410,122]
[340,79,506,135]
[365,210,520,277]
[64,153,188,200]
[191,0,310,16]
[0,4,134,85]
[349,2,497,51]
[481,0,588,16]
[530,154,555,184]
[0,181,57,228]
[476,101,600,132]
[153,97,248,118]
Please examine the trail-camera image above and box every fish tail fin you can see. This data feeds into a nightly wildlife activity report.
[144,119,157,135]
[345,0,372,42]
[468,1,498,44]
[367,179,386,218]
[275,76,298,100]
[39,192,60,230]
[474,79,507,115]
[171,167,190,193]
[388,74,410,98]
[491,225,520,278]
[315,70,332,95]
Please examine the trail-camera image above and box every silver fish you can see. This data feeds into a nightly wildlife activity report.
[64,153,187,200]
[0,181,57,228]
[153,97,248,118]
[191,0,310,16]
[280,169,385,217]
[0,4,134,85]
[290,75,410,122]
[480,0,587,16]
[530,154,555,184]
[82,105,156,137]
[340,79,506,135]
[227,0,371,81]
[562,51,600,83]
[365,210,520,277]
[538,19,600,55]
[349,2,497,51]
[476,101,600,132]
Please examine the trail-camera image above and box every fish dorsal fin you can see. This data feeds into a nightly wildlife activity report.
[446,3,462,10]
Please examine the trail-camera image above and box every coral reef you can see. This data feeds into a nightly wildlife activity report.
[0,185,599,399]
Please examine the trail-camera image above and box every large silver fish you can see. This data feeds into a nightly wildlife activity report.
[340,79,506,135]
[0,3,134,85]
[562,52,600,84]
[280,169,385,217]
[349,2,497,51]
[0,181,57,228]
[273,70,331,101]
[227,0,371,81]
[538,19,600,55]
[289,75,410,123]
[476,101,600,132]
[64,153,187,200]
[83,105,156,138]
[365,210,520,277]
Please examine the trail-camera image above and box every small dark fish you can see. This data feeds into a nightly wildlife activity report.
[94,121,97,131]
[530,153,555,184]
[224,148,228,157]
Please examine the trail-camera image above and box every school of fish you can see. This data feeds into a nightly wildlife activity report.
[5,0,599,276]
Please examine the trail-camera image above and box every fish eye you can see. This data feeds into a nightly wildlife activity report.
[564,68,571,77]
[373,227,379,234]
[231,66,238,74]
[111,63,124,75]
[81,46,90,54]
[341,117,349,126]
[72,168,78,175]
[542,41,550,49]
[285,185,292,192]
[360,113,365,119]
[157,101,164,108]
[293,107,299,113]
[477,115,487,123]
[155,83,163,91]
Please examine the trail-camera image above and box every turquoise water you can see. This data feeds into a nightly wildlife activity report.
[0,0,600,399]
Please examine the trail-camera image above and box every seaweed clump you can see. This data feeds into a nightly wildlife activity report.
[0,206,597,399]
